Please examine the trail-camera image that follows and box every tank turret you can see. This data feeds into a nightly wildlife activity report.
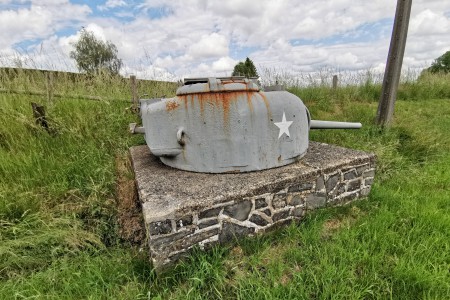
[137,77,361,173]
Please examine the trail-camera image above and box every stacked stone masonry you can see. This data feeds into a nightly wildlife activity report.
[130,142,376,271]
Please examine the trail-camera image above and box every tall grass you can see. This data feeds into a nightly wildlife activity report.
[0,67,449,299]
[262,66,450,103]
[0,69,176,281]
[0,67,177,101]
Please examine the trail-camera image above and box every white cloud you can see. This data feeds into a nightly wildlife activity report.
[154,55,175,69]
[410,9,450,36]
[212,56,237,72]
[178,56,237,78]
[122,64,177,81]
[0,1,91,49]
[208,0,396,47]
[97,0,127,12]
[83,23,108,42]
[0,6,53,47]
[334,52,359,67]
[188,33,229,59]
[1,0,450,82]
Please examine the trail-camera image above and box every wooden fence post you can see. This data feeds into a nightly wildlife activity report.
[46,72,53,103]
[332,75,338,90]
[130,75,138,113]
[31,102,49,131]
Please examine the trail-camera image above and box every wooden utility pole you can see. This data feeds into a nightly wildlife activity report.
[376,0,412,126]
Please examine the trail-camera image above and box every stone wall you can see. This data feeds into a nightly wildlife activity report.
[130,142,376,271]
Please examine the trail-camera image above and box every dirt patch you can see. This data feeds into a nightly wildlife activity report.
[321,219,345,240]
[229,246,244,260]
[321,206,365,240]
[115,153,145,245]
[323,218,344,231]
[279,264,301,286]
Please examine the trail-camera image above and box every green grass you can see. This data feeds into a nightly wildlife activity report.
[0,69,449,299]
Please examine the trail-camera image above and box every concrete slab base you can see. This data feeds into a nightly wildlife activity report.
[130,142,376,271]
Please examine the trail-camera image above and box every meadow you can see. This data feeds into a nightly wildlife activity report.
[0,68,449,299]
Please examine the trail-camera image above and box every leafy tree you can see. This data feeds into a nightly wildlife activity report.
[70,29,122,75]
[429,50,450,74]
[232,57,258,78]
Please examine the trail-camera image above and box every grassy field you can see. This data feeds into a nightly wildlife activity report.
[0,69,449,299]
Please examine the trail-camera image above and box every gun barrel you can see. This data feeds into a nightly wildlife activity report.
[310,120,362,129]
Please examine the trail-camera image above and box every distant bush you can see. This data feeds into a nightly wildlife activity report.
[70,29,123,76]
[232,57,258,78]
[428,50,450,74]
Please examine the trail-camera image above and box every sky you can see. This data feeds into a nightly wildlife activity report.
[0,0,449,82]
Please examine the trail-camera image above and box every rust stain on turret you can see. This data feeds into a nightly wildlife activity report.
[245,91,254,112]
[165,100,180,111]
[219,92,234,125]
[180,91,258,129]
[259,92,272,119]
[180,95,188,110]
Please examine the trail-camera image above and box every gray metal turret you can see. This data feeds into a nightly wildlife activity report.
[137,77,362,173]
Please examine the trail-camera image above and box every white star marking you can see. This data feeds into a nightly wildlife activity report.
[274,111,293,139]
